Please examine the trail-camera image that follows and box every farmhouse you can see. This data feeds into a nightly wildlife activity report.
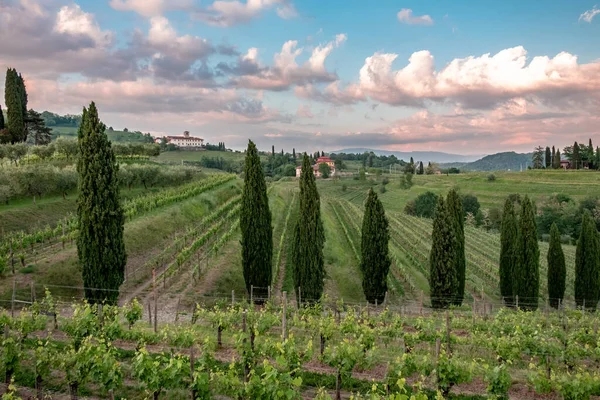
[161,131,204,148]
[296,156,336,178]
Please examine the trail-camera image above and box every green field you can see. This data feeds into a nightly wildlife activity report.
[154,149,249,164]
[51,125,154,143]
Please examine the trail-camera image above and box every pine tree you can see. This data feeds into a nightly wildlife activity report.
[514,196,539,311]
[554,149,561,169]
[360,189,391,304]
[573,142,581,169]
[574,210,600,310]
[240,140,273,302]
[545,147,551,168]
[447,189,465,305]
[5,68,24,143]
[429,196,457,309]
[551,146,556,168]
[547,223,566,309]
[77,102,126,304]
[291,154,325,303]
[499,198,518,306]
[26,109,52,145]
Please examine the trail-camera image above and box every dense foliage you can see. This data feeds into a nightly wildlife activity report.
[547,223,566,308]
[574,210,600,310]
[429,196,457,308]
[240,140,273,302]
[514,196,539,311]
[360,189,391,304]
[499,198,518,306]
[76,102,126,304]
[4,68,27,143]
[447,189,465,306]
[404,191,438,218]
[291,154,326,303]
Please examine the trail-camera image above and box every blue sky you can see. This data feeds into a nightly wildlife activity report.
[1,0,599,154]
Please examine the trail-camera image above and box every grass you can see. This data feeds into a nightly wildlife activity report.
[154,149,249,164]
[51,125,153,143]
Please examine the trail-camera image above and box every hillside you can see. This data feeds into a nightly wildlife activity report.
[332,148,483,163]
[50,125,154,144]
[456,151,532,171]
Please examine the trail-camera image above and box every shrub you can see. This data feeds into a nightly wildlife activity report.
[381,177,389,186]
[484,363,511,400]
[379,185,386,194]
[487,174,496,182]
[411,191,438,218]
[462,194,480,216]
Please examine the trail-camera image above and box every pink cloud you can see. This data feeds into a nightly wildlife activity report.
[397,9,434,25]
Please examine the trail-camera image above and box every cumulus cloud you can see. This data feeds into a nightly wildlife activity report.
[193,0,297,27]
[229,34,346,90]
[109,0,193,17]
[301,46,600,110]
[579,5,600,23]
[397,9,433,25]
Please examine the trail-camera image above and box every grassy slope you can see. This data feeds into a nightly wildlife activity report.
[154,150,249,163]
[1,180,242,302]
[51,126,152,143]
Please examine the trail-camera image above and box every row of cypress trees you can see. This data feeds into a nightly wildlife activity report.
[429,189,466,308]
[500,195,600,311]
[241,143,393,305]
[499,196,540,310]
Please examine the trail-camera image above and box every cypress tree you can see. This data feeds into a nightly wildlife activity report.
[291,154,325,303]
[5,68,24,143]
[589,139,595,169]
[447,189,465,305]
[545,147,551,168]
[596,147,600,171]
[0,104,4,130]
[573,142,581,169]
[499,198,518,306]
[240,140,273,302]
[292,148,296,160]
[551,146,556,168]
[547,223,566,309]
[574,210,600,310]
[418,161,424,175]
[554,149,561,169]
[429,196,457,309]
[272,145,275,155]
[360,188,391,304]
[77,102,126,305]
[514,196,539,311]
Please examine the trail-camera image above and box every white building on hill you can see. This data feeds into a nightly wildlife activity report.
[160,131,204,148]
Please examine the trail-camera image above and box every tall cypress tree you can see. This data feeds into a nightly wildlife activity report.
[588,139,595,170]
[5,68,24,143]
[429,196,457,309]
[573,142,581,169]
[551,146,556,168]
[574,210,600,310]
[360,189,391,304]
[0,104,4,130]
[545,147,551,168]
[291,154,325,303]
[499,198,518,306]
[514,196,539,311]
[240,140,273,302]
[292,148,296,160]
[77,102,126,304]
[547,223,566,309]
[554,149,561,169]
[418,161,424,175]
[596,147,600,171]
[446,189,465,305]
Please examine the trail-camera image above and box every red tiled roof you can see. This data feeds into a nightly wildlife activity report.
[316,156,333,163]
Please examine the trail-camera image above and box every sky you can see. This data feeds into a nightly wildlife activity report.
[1,0,599,155]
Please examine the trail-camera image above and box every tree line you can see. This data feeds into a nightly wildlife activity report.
[241,141,392,304]
[533,139,600,170]
[499,195,600,310]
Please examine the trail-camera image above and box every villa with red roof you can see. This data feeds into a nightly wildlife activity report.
[296,156,336,178]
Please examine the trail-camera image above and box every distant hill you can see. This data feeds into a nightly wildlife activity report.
[446,151,532,172]
[332,148,483,163]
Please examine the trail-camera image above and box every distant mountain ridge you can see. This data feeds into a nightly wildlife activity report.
[443,151,533,172]
[331,148,484,163]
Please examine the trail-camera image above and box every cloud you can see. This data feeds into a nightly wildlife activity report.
[230,35,345,90]
[397,9,433,25]
[300,46,600,111]
[193,0,297,27]
[296,104,314,118]
[579,5,600,23]
[109,0,193,17]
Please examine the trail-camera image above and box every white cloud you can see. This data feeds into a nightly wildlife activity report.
[55,4,114,48]
[109,0,193,17]
[296,104,314,118]
[397,9,433,25]
[579,5,600,23]
[194,0,297,27]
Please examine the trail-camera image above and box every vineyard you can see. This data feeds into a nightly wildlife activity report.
[2,294,600,399]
